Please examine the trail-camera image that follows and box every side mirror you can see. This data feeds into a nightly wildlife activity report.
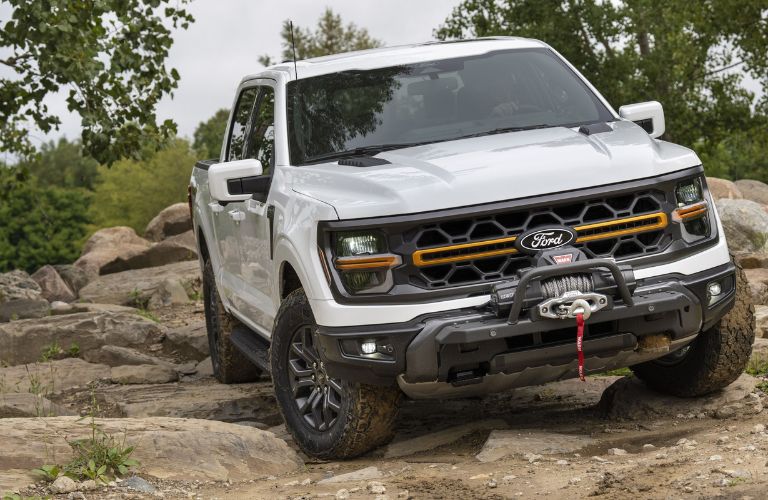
[208,158,263,202]
[618,101,665,139]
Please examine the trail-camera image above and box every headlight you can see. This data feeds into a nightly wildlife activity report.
[673,176,709,238]
[675,177,703,206]
[333,231,400,294]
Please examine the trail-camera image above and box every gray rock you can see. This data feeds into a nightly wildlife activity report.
[53,265,90,295]
[145,203,192,242]
[50,301,73,313]
[736,252,768,270]
[51,476,77,494]
[31,265,76,303]
[476,430,596,462]
[83,345,164,367]
[101,231,198,275]
[707,177,743,201]
[599,373,758,419]
[120,476,156,493]
[0,393,75,418]
[78,261,200,307]
[735,179,768,205]
[756,305,768,338]
[318,466,383,484]
[194,357,213,378]
[147,278,190,310]
[384,419,508,458]
[715,198,768,254]
[74,227,152,281]
[0,270,49,322]
[110,364,178,384]
[0,311,165,366]
[747,278,768,306]
[0,417,302,491]
[0,358,112,394]
[165,321,209,361]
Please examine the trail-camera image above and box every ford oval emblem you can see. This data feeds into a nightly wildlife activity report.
[515,226,577,254]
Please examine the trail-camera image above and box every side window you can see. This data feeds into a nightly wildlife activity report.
[245,87,275,174]
[227,87,259,162]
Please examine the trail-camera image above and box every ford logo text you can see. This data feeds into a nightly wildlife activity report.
[515,227,577,254]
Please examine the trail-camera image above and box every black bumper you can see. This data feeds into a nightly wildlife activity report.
[315,262,736,386]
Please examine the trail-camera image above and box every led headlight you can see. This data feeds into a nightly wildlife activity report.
[675,177,704,206]
[333,231,399,294]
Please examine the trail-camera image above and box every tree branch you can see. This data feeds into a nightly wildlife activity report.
[707,60,745,75]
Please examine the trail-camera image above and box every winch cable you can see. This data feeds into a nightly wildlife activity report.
[541,274,593,299]
[576,312,586,381]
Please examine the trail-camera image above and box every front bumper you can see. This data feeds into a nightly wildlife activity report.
[315,262,736,393]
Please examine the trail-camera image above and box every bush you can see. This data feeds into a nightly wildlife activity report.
[0,168,91,273]
[89,138,196,232]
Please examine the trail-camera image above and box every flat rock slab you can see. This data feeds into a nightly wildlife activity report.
[0,358,112,394]
[476,430,597,462]
[99,380,280,424]
[384,419,509,458]
[0,311,165,366]
[318,466,383,484]
[0,393,75,418]
[0,417,303,490]
[598,374,758,419]
[79,261,200,306]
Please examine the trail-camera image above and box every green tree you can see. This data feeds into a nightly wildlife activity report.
[1,0,194,164]
[436,1,768,152]
[17,138,99,190]
[0,167,90,273]
[193,108,230,159]
[700,128,768,182]
[259,8,381,66]
[89,139,196,232]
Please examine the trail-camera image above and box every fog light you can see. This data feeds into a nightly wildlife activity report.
[708,282,722,297]
[360,340,377,355]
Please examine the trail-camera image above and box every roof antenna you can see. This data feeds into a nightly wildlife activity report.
[289,20,299,80]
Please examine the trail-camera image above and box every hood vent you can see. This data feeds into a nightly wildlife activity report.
[338,156,391,167]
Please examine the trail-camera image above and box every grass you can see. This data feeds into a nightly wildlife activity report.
[135,309,159,322]
[33,392,139,483]
[39,341,80,362]
[595,367,633,377]
[745,353,768,377]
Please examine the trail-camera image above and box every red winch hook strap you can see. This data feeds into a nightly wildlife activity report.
[576,312,586,381]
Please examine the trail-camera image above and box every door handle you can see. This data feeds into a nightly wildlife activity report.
[228,209,245,222]
[209,202,224,214]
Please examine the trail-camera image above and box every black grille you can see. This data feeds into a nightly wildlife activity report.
[405,190,672,289]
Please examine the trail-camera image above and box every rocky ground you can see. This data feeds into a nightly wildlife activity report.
[2,185,768,499]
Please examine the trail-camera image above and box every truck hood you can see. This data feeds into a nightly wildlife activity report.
[290,120,700,220]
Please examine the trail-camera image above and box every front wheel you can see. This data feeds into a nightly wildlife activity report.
[631,258,754,397]
[270,289,401,459]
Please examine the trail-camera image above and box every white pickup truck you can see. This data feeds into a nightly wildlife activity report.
[190,38,753,459]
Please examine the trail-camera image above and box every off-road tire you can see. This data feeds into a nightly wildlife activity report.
[271,288,401,459]
[631,255,754,397]
[202,259,262,383]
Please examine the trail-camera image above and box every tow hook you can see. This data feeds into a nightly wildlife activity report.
[537,291,609,320]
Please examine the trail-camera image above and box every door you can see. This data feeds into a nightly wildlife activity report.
[212,86,260,309]
[236,84,277,334]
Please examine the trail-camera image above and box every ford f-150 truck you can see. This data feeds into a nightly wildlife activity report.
[190,38,753,459]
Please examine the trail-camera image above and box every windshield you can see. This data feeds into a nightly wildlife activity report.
[286,48,614,165]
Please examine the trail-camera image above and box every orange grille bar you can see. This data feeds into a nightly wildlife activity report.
[413,212,669,267]
[673,202,708,221]
[335,254,401,271]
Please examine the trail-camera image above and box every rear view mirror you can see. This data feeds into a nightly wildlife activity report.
[208,158,263,202]
[619,101,665,139]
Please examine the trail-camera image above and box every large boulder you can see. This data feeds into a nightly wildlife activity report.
[74,227,152,281]
[145,203,192,242]
[715,199,768,254]
[52,264,90,295]
[707,177,743,200]
[30,265,76,303]
[101,231,198,275]
[735,179,768,205]
[0,311,165,366]
[164,321,209,361]
[598,373,759,419]
[0,393,75,418]
[0,270,50,322]
[755,305,768,338]
[78,261,200,307]
[0,417,303,489]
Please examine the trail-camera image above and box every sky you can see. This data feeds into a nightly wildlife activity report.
[2,0,763,153]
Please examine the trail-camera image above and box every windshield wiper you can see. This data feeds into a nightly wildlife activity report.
[456,124,555,140]
[302,141,434,164]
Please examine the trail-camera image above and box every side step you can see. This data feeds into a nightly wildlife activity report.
[230,326,271,373]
